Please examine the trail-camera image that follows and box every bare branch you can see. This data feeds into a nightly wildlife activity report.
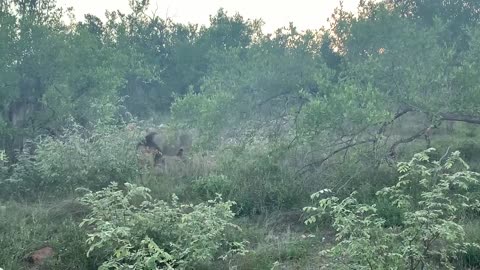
[440,113,480,125]
[438,146,451,164]
[293,109,478,177]
[389,126,431,159]
[377,107,413,135]
[296,138,376,177]
[256,90,294,108]
[295,108,413,176]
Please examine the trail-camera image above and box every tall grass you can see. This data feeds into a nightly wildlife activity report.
[0,200,94,270]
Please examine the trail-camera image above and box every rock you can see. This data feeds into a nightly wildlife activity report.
[25,246,54,269]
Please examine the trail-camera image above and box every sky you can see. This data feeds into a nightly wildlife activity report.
[58,0,361,33]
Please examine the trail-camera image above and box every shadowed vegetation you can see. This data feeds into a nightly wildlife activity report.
[1,0,480,269]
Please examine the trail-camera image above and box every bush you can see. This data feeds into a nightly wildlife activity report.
[1,122,142,199]
[214,146,306,215]
[304,148,480,269]
[78,182,247,269]
[0,143,43,199]
[191,174,233,200]
[374,197,404,227]
[36,123,141,192]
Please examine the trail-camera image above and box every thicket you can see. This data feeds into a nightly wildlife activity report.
[78,183,246,269]
[305,149,480,269]
[1,0,480,269]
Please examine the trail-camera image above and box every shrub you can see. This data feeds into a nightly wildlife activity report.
[191,174,233,200]
[215,146,305,215]
[1,122,143,199]
[304,148,480,269]
[0,143,43,199]
[374,197,404,227]
[36,123,141,191]
[78,182,247,269]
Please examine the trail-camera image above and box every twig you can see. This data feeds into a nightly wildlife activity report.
[438,146,451,164]
[296,138,376,177]
[389,126,431,159]
[377,107,413,135]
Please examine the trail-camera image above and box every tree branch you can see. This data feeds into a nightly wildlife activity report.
[256,90,293,108]
[389,126,431,159]
[377,108,413,135]
[296,138,376,177]
[440,113,480,125]
[294,110,479,177]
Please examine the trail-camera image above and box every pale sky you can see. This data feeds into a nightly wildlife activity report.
[58,0,361,32]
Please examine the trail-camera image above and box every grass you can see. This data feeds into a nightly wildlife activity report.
[458,219,480,269]
[197,211,332,270]
[0,200,95,270]
[1,121,480,269]
[0,200,332,270]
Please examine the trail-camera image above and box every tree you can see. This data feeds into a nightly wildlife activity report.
[172,0,480,176]
[383,0,480,53]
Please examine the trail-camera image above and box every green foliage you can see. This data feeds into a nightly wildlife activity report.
[0,150,8,181]
[304,149,480,269]
[1,122,141,199]
[172,26,332,147]
[231,235,317,270]
[2,0,480,269]
[1,0,256,154]
[297,82,392,139]
[0,150,6,162]
[172,90,236,147]
[35,123,140,191]
[0,201,94,270]
[213,145,307,214]
[78,182,246,269]
[374,197,404,227]
[172,1,480,184]
[192,174,233,200]
[387,0,480,48]
[1,144,42,199]
[459,219,480,268]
